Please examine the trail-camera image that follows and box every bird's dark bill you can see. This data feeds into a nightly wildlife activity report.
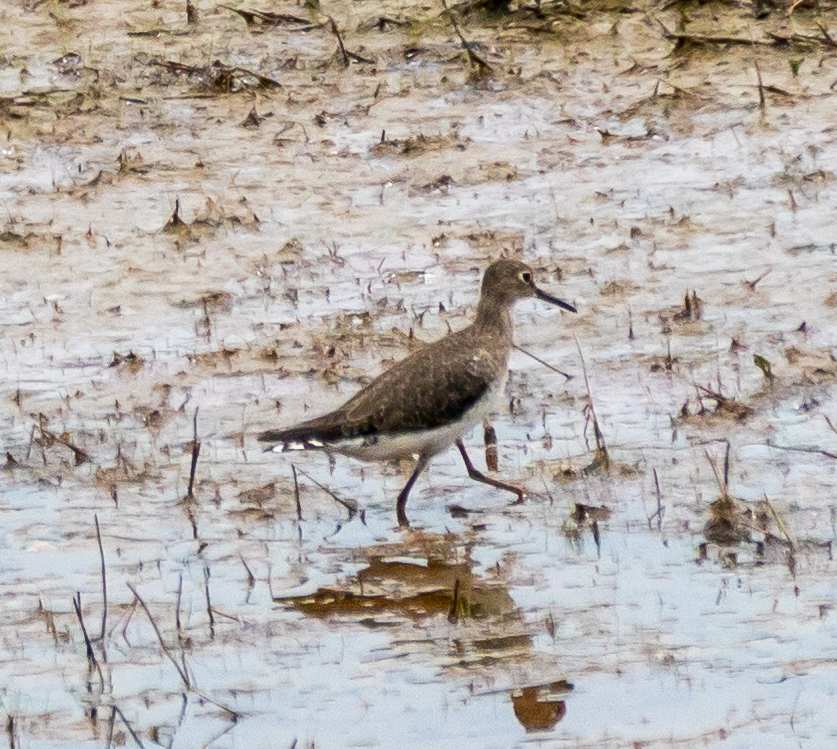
[535,287,577,313]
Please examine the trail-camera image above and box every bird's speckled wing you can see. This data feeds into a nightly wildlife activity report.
[257,326,506,446]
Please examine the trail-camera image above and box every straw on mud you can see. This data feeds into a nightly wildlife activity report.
[94,515,108,644]
[126,582,191,688]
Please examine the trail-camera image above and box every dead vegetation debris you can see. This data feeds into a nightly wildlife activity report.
[701,446,799,589]
[275,555,516,621]
[31,416,90,466]
[511,682,572,732]
[685,385,753,421]
[186,347,240,368]
[219,4,318,29]
[441,0,494,80]
[176,291,233,312]
[371,131,470,158]
[0,227,63,254]
[109,351,145,372]
[147,58,281,93]
[162,198,259,245]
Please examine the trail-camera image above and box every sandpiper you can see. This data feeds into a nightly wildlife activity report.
[258,259,577,526]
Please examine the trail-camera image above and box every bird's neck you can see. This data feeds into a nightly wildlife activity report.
[474,296,514,342]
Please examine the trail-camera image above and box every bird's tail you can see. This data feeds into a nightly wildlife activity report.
[257,418,334,452]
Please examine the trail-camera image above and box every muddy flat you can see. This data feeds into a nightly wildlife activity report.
[1,0,837,746]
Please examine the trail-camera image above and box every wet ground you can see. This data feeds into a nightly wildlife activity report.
[2,0,837,746]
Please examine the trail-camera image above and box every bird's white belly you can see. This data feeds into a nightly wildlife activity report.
[330,370,507,462]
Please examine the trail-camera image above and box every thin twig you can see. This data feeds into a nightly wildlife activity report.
[755,61,765,109]
[203,565,215,639]
[175,573,183,644]
[328,16,350,67]
[814,21,837,47]
[764,494,799,593]
[113,705,146,749]
[295,467,358,517]
[648,468,664,530]
[447,578,460,623]
[292,464,302,521]
[764,495,796,551]
[240,555,256,589]
[513,344,573,380]
[104,705,116,749]
[94,515,108,643]
[36,419,90,465]
[768,442,837,461]
[704,449,728,498]
[186,408,200,499]
[6,714,16,749]
[540,475,555,505]
[574,336,609,468]
[440,0,493,77]
[723,439,731,490]
[126,583,191,688]
[72,592,105,688]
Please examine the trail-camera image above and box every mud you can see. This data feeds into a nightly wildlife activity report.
[2,0,837,746]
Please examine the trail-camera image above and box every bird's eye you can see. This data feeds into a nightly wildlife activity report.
[520,271,532,283]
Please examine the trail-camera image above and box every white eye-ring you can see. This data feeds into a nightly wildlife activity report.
[520,271,532,283]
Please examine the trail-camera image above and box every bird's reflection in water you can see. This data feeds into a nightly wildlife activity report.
[511,680,573,732]
[273,535,515,623]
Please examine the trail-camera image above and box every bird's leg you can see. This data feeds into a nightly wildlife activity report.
[456,439,526,503]
[396,454,430,528]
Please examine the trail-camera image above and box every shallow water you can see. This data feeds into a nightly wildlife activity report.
[2,0,837,746]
